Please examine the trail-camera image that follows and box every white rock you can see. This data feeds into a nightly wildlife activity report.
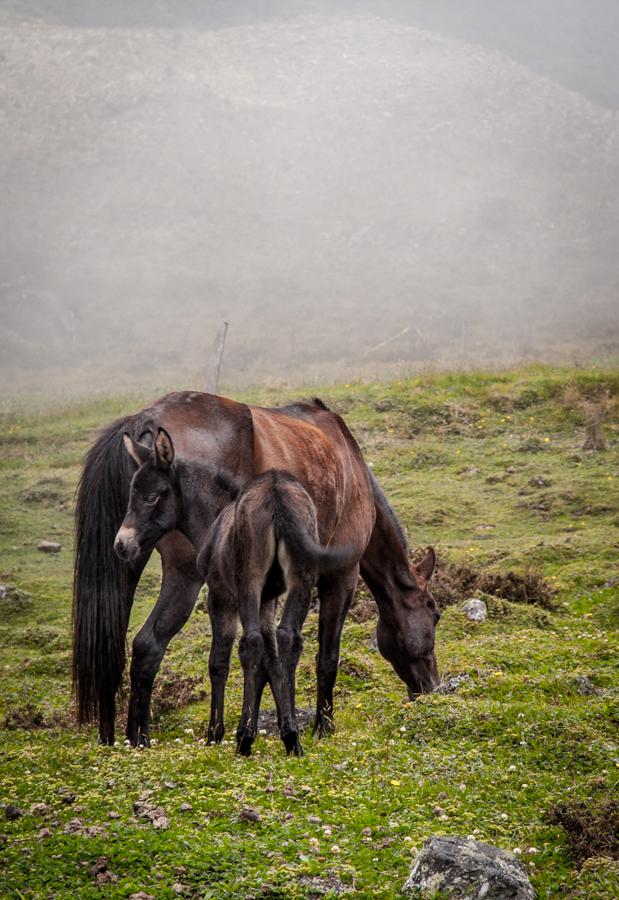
[462,598,488,622]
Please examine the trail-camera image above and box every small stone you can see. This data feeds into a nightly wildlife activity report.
[29,803,48,817]
[37,827,53,839]
[462,598,488,623]
[5,805,23,821]
[573,675,603,696]
[173,884,186,895]
[239,807,261,823]
[107,811,120,819]
[60,792,76,805]
[128,894,156,900]
[434,674,472,694]
[163,781,177,790]
[37,540,62,553]
[90,856,110,877]
[437,792,448,801]
[179,803,193,812]
[308,815,322,825]
[433,806,446,817]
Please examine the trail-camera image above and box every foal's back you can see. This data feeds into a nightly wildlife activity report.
[199,470,320,601]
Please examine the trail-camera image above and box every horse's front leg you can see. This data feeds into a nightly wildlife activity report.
[127,532,202,748]
[275,579,313,756]
[314,566,359,737]
[236,592,264,756]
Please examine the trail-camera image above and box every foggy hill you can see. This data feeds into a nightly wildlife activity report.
[1,10,618,389]
[5,0,619,110]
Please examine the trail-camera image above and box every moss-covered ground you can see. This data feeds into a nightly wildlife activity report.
[0,366,618,898]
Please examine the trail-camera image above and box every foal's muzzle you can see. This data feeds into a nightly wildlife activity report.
[114,525,140,562]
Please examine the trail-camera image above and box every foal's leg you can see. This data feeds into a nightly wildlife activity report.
[251,596,278,730]
[314,566,359,737]
[127,532,202,747]
[206,590,237,744]
[236,590,265,756]
[276,577,314,756]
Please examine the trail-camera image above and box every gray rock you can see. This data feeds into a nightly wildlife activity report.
[238,806,261,823]
[435,674,473,694]
[37,540,62,553]
[462,599,488,623]
[573,675,602,696]
[403,836,534,899]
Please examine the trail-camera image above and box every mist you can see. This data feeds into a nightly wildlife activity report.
[1,1,618,396]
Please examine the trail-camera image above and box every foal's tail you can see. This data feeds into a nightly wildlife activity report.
[272,486,358,576]
[72,415,136,726]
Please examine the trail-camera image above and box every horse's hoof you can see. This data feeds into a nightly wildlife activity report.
[313,717,334,738]
[283,731,303,756]
[137,734,150,749]
[236,735,254,756]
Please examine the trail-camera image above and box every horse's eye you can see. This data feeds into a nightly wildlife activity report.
[144,494,159,506]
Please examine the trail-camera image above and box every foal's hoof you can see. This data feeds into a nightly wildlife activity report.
[207,724,224,745]
[236,734,254,757]
[283,731,303,757]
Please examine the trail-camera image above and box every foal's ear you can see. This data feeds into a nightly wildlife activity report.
[415,547,436,581]
[123,433,151,468]
[154,427,175,468]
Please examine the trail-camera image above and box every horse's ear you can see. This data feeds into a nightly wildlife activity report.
[416,547,436,581]
[123,433,150,468]
[154,427,175,469]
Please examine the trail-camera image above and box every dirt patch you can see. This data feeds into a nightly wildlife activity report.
[3,703,74,730]
[427,558,555,610]
[547,794,619,865]
[150,671,206,721]
[257,707,313,735]
[349,597,376,623]
[20,488,63,504]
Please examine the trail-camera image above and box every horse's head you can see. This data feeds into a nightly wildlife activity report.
[375,548,441,698]
[114,428,180,563]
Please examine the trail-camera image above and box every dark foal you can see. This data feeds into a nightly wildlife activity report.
[196,469,353,756]
[115,429,357,752]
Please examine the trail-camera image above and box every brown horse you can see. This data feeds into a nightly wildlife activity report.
[73,392,439,746]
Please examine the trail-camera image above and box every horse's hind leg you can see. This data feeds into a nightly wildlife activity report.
[276,578,313,756]
[127,533,202,748]
[251,597,278,731]
[236,590,265,756]
[314,566,359,737]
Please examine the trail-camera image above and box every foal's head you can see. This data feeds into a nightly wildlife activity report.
[375,548,441,698]
[114,428,179,562]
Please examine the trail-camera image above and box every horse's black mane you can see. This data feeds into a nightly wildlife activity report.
[367,469,410,554]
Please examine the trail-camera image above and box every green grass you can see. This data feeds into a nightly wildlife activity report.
[0,365,618,898]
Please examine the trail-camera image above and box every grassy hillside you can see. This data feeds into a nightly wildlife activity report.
[0,365,618,898]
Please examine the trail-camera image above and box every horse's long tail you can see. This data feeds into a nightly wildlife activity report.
[272,483,357,576]
[72,415,136,726]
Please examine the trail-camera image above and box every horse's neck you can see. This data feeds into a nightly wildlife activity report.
[360,502,412,619]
